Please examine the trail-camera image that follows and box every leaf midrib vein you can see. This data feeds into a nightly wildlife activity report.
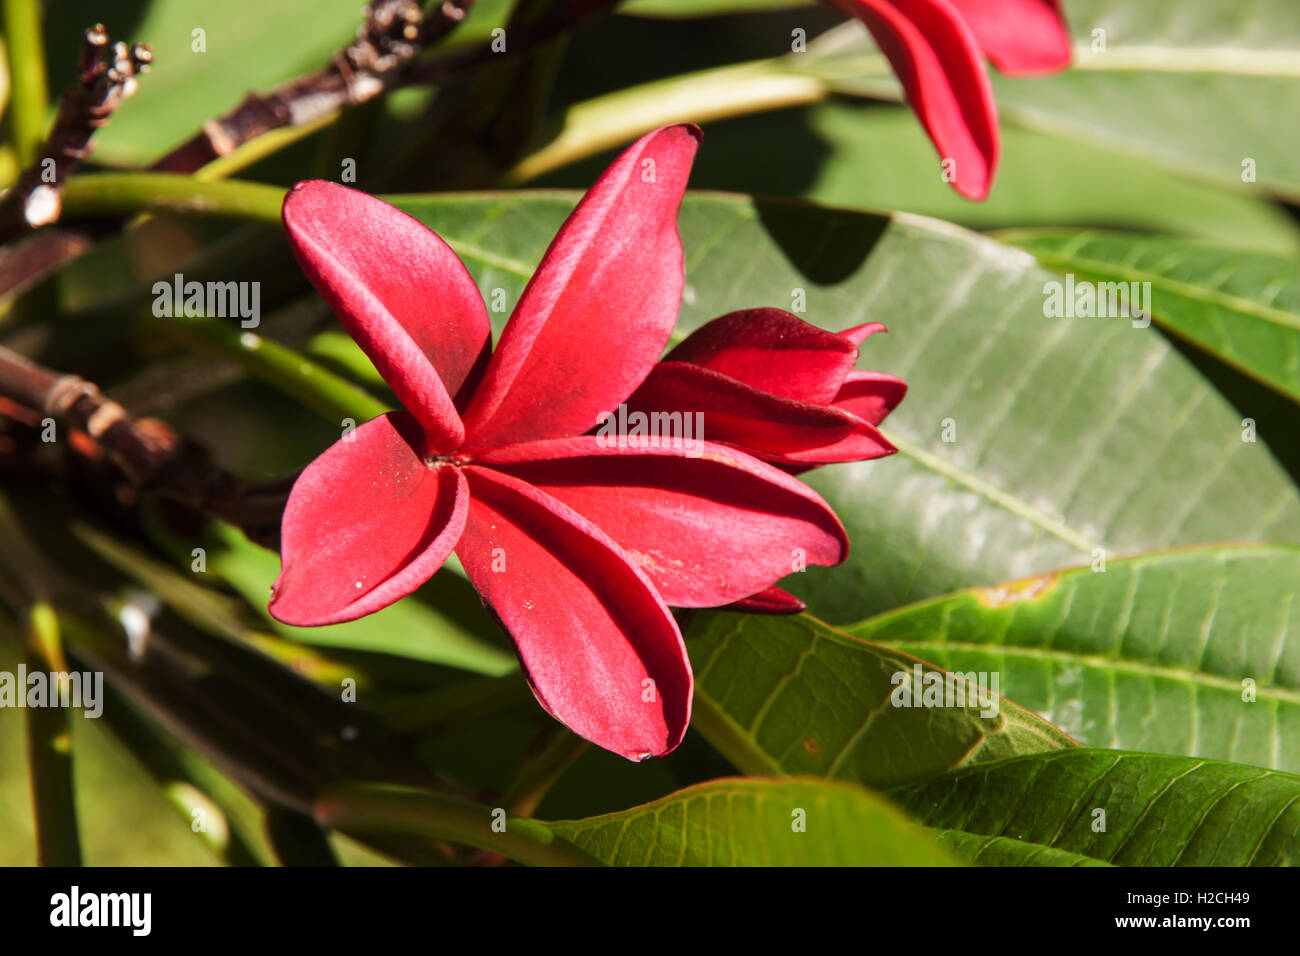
[880,428,1102,555]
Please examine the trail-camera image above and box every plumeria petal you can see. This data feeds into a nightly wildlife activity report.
[830,0,999,200]
[462,125,701,449]
[629,362,895,464]
[666,309,859,406]
[475,437,847,607]
[841,321,888,346]
[729,585,807,614]
[833,370,909,426]
[269,412,468,627]
[282,181,490,448]
[947,0,1070,74]
[456,465,692,759]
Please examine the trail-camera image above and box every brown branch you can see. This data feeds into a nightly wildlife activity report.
[0,2,475,300]
[0,227,96,305]
[0,25,151,239]
[151,0,475,174]
[0,0,622,302]
[0,345,287,546]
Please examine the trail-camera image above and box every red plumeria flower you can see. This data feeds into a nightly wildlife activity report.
[826,0,1071,199]
[627,308,905,615]
[269,126,849,761]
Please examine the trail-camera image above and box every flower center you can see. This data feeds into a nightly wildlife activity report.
[425,452,470,469]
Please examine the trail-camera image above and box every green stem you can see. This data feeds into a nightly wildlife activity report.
[143,312,392,424]
[502,729,590,817]
[197,114,339,183]
[60,173,395,424]
[61,173,287,225]
[504,58,829,184]
[688,690,783,777]
[315,782,603,867]
[2,0,49,166]
[23,603,83,867]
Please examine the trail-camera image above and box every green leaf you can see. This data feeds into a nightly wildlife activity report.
[687,103,1300,252]
[389,191,1300,623]
[516,53,1298,251]
[181,520,516,675]
[315,781,603,867]
[891,750,1300,866]
[815,0,1300,199]
[1001,230,1300,403]
[931,829,1111,867]
[847,545,1300,773]
[548,776,960,866]
[688,611,1073,789]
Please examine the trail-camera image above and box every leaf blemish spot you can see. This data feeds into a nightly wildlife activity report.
[975,572,1058,608]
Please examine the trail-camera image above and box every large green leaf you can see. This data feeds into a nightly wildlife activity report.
[548,776,959,865]
[687,611,1073,789]
[684,103,1300,252]
[848,546,1300,773]
[1002,230,1300,403]
[813,0,1300,199]
[388,191,1300,624]
[932,829,1111,867]
[891,750,1300,866]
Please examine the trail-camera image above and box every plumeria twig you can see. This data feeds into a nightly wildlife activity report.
[153,0,625,174]
[151,0,475,174]
[0,344,287,546]
[0,24,152,238]
[0,0,622,305]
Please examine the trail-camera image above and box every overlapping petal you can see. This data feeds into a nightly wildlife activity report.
[829,0,999,199]
[476,437,847,607]
[282,181,490,448]
[456,466,692,759]
[269,412,468,627]
[833,370,908,426]
[730,585,807,614]
[665,308,859,406]
[947,0,1070,74]
[462,125,701,449]
[630,361,895,464]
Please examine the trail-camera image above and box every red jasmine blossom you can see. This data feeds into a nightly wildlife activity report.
[270,125,850,760]
[826,0,1071,199]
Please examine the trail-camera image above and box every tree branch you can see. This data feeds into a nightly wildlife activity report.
[0,0,622,303]
[151,0,475,174]
[0,24,151,237]
[0,344,286,546]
